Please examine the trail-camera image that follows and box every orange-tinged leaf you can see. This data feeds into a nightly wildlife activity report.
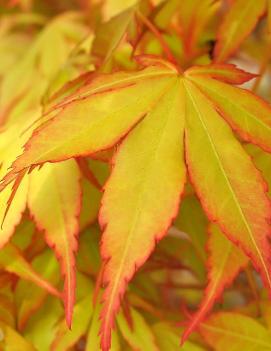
[99,80,186,350]
[0,66,177,189]
[189,75,271,153]
[183,79,271,294]
[28,160,81,327]
[0,243,61,298]
[186,64,257,84]
[182,224,248,342]
[199,312,271,350]
[214,0,266,62]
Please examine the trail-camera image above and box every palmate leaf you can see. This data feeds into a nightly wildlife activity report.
[182,224,248,342]
[1,57,271,350]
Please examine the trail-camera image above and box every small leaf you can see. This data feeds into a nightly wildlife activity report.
[92,8,135,64]
[214,0,266,62]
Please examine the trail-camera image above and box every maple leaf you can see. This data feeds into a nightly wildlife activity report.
[1,57,271,350]
[28,160,81,327]
[181,224,248,342]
